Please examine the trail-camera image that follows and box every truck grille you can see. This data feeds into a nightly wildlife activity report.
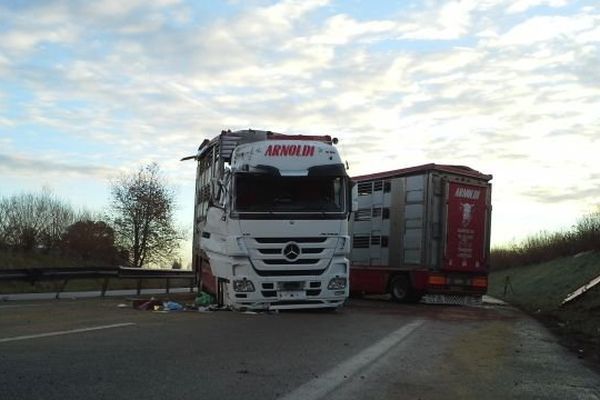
[263,259,320,265]
[244,237,338,276]
[255,237,327,243]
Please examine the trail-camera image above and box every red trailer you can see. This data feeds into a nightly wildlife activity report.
[349,164,492,304]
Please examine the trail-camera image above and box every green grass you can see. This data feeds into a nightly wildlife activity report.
[489,251,600,341]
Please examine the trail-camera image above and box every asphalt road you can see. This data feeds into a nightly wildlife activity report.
[1,296,598,400]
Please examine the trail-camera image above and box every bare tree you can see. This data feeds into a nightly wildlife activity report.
[109,163,181,268]
[0,190,76,252]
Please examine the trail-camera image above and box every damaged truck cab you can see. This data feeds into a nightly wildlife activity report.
[185,130,352,310]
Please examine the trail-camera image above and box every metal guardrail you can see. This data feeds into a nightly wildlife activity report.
[0,266,198,299]
[118,267,195,279]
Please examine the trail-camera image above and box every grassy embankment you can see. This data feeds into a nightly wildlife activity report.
[0,251,192,295]
[489,251,600,365]
[488,251,600,357]
[488,208,600,364]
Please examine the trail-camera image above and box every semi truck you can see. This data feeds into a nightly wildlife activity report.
[183,129,352,310]
[348,164,492,304]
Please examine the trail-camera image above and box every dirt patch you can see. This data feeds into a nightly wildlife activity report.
[529,310,600,374]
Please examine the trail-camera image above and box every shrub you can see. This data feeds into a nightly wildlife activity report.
[491,207,600,270]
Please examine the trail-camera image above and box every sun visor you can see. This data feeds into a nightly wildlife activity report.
[307,164,347,177]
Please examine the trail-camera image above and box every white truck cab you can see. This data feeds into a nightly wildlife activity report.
[184,130,351,310]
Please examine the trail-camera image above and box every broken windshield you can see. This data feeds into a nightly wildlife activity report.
[234,173,345,213]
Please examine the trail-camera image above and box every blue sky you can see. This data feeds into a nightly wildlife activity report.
[1,0,599,265]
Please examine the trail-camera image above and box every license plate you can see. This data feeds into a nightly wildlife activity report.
[450,278,468,285]
[278,291,304,300]
[281,281,303,291]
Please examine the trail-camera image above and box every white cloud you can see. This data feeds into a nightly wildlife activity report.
[506,0,568,14]
[496,14,596,45]
[1,27,77,53]
[298,14,396,45]
[397,0,481,40]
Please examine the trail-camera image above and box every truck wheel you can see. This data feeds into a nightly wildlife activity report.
[390,275,411,303]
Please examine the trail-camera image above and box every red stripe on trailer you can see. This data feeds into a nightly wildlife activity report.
[350,266,390,294]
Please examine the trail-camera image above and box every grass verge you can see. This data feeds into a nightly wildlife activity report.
[489,251,600,368]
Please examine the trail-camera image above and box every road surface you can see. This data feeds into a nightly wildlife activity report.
[1,296,598,400]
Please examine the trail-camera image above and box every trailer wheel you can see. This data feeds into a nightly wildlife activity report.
[390,275,411,303]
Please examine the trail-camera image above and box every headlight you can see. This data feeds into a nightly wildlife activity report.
[233,279,255,292]
[327,277,347,290]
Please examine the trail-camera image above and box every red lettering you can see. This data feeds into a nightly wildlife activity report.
[302,145,315,156]
[265,144,315,156]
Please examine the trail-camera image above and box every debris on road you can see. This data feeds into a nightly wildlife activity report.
[117,303,128,308]
[129,296,217,313]
[133,298,163,310]
[163,301,184,311]
[195,292,215,307]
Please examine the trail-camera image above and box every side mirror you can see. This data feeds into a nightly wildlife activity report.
[351,182,358,212]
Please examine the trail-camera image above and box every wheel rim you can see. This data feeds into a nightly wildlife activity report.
[393,281,406,299]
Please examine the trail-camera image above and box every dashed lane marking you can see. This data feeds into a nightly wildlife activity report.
[0,323,136,343]
[279,319,425,400]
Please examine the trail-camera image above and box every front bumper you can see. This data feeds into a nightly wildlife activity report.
[229,278,348,310]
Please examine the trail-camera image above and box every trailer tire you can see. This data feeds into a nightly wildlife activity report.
[390,275,411,303]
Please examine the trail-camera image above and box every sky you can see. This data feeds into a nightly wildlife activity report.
[1,0,599,265]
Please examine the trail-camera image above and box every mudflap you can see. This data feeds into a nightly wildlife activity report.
[421,294,482,306]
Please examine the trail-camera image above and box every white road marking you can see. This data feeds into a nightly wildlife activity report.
[0,323,136,343]
[0,304,43,309]
[279,319,424,400]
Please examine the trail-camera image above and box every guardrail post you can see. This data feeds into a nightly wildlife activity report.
[136,279,142,295]
[55,279,68,299]
[166,278,170,294]
[503,276,514,296]
[101,278,110,297]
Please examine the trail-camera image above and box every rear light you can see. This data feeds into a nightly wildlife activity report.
[428,274,446,286]
[472,277,488,288]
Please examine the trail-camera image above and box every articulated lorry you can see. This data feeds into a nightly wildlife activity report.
[183,129,352,310]
[349,164,492,304]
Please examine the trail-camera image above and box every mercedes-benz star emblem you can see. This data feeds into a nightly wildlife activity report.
[283,243,300,261]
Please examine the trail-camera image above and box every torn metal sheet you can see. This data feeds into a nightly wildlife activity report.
[562,274,600,305]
